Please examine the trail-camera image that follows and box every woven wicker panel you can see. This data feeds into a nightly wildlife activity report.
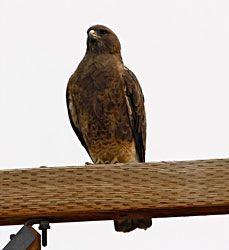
[1,159,229,226]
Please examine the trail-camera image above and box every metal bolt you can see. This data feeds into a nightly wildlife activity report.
[9,234,15,240]
[38,221,50,247]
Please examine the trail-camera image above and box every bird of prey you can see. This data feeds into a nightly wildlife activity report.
[66,24,152,232]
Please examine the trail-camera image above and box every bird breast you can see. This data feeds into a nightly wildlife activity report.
[75,55,136,163]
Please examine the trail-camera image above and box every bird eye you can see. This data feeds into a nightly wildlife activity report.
[100,29,108,35]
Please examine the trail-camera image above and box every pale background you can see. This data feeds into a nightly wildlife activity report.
[1,0,229,249]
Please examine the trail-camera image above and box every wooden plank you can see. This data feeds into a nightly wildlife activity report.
[1,158,229,226]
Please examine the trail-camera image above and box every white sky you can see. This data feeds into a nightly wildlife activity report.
[1,0,229,249]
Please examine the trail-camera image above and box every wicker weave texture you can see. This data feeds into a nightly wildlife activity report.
[1,159,229,226]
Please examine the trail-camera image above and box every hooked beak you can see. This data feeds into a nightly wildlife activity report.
[88,29,100,40]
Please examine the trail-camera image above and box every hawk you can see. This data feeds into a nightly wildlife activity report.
[66,24,152,232]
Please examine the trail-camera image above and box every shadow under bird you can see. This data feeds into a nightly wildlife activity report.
[66,24,152,232]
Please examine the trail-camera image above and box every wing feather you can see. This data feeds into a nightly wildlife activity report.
[66,75,91,156]
[123,66,146,162]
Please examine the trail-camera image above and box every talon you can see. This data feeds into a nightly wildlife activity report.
[85,162,93,165]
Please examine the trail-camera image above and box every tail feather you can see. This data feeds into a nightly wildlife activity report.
[114,218,152,232]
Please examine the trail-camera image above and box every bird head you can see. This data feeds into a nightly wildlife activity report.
[86,25,121,55]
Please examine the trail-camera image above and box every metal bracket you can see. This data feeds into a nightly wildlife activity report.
[3,225,36,250]
[3,219,51,249]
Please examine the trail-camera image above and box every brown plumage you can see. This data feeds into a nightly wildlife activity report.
[66,24,151,232]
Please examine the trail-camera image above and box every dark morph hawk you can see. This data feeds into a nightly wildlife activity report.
[66,25,152,232]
